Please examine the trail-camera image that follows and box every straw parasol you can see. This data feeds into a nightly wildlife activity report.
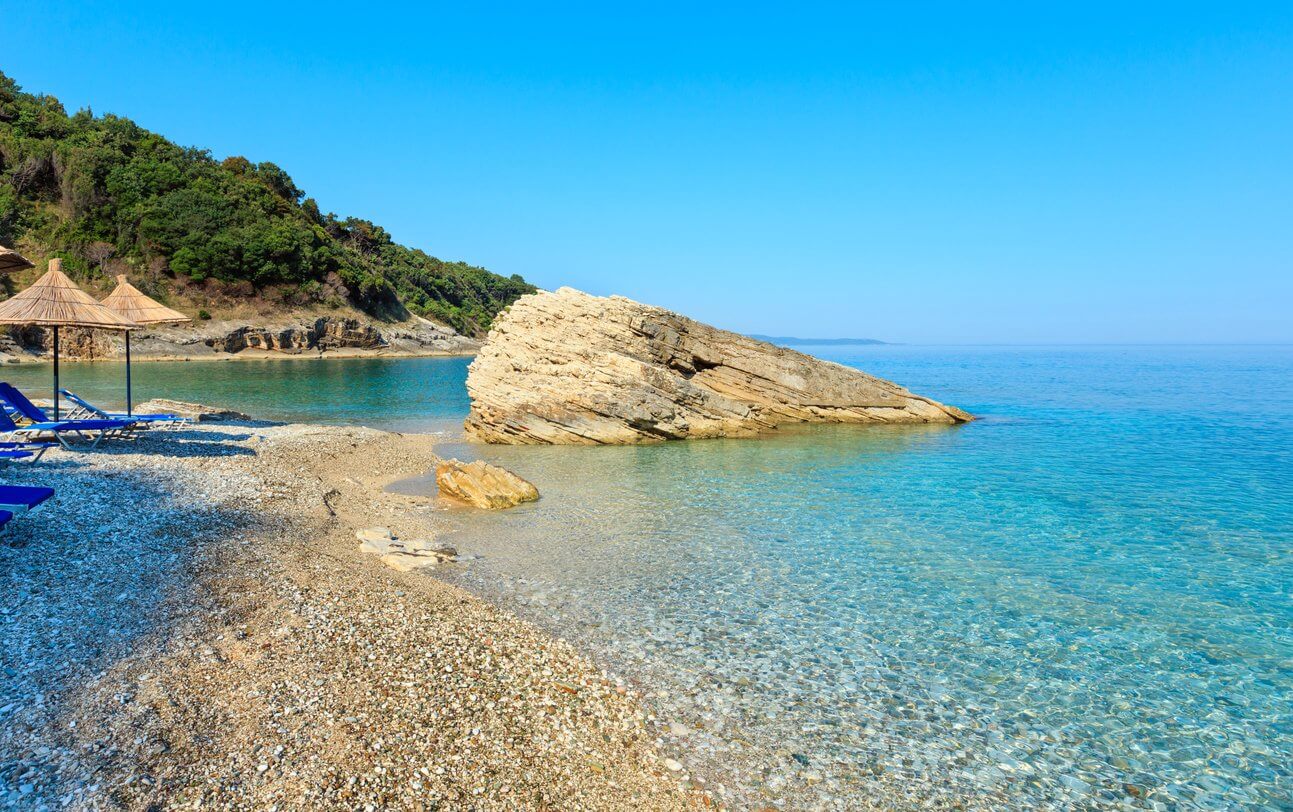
[101,274,191,415]
[0,258,137,419]
[0,245,35,274]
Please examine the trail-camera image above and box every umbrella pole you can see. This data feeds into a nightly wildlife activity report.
[126,331,133,416]
[53,326,60,420]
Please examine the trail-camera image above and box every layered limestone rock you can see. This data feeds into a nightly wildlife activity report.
[465,287,972,445]
[435,459,540,509]
[0,326,114,360]
[208,318,388,354]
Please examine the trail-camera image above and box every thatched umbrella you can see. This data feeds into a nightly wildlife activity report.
[0,259,138,419]
[0,245,35,274]
[101,274,191,415]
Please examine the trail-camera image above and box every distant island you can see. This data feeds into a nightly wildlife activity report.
[751,334,887,346]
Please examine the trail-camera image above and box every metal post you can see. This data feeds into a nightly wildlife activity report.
[52,325,60,420]
[126,331,133,416]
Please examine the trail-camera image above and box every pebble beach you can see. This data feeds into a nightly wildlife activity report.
[0,423,701,810]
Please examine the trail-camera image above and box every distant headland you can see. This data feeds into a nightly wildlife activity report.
[750,335,888,346]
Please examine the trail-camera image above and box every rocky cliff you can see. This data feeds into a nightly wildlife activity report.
[464,288,972,444]
[0,314,477,363]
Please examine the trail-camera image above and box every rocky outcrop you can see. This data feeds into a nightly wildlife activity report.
[465,287,972,445]
[0,325,114,360]
[1,314,478,363]
[435,459,540,509]
[209,318,388,354]
[133,399,251,422]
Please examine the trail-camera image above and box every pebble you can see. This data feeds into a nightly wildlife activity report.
[0,424,701,810]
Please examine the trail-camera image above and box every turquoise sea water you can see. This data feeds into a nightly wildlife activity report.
[1,356,472,432]
[6,347,1290,808]
[433,345,1292,809]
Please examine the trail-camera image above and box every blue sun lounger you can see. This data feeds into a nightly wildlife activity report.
[1,440,54,463]
[0,484,55,515]
[0,383,136,449]
[60,390,188,429]
[0,407,133,450]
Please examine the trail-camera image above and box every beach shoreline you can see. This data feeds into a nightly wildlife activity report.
[0,422,701,810]
[0,345,478,366]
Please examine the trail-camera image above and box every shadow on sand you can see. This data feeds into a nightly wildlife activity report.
[0,459,256,802]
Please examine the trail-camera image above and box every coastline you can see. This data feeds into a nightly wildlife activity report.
[1,346,478,365]
[0,422,700,809]
[1,313,482,367]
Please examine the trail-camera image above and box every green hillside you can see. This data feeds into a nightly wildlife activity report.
[0,71,533,336]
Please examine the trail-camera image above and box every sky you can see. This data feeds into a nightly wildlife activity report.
[3,3,1290,343]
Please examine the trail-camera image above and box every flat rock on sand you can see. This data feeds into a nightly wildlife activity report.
[133,397,251,422]
[465,287,972,444]
[0,423,697,810]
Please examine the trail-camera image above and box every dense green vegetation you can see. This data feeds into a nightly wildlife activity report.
[0,71,532,335]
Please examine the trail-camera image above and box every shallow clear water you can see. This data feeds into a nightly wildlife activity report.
[429,345,1293,809]
[7,347,1289,808]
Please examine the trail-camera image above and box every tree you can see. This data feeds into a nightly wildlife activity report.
[0,68,534,335]
[84,240,115,273]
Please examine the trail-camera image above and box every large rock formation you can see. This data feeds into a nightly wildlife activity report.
[465,287,972,445]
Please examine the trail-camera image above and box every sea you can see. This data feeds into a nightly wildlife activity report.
[6,345,1290,809]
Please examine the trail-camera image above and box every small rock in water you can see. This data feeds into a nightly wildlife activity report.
[791,753,811,767]
[662,758,684,772]
[356,527,394,543]
[404,539,458,560]
[435,459,539,509]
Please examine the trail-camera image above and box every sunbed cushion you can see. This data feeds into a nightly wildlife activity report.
[7,417,131,432]
[41,419,131,431]
[0,484,56,510]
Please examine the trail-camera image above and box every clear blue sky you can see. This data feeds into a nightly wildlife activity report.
[3,3,1290,343]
